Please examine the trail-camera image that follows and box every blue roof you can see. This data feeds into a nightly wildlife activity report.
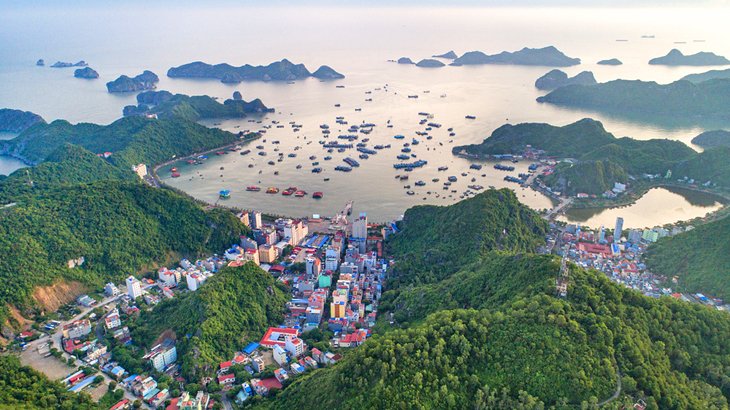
[243,342,259,354]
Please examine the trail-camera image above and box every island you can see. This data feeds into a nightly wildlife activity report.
[0,108,46,133]
[397,57,414,64]
[536,78,730,124]
[106,70,159,93]
[534,69,596,90]
[415,59,445,68]
[691,130,730,149]
[166,59,344,83]
[122,90,273,121]
[35,59,44,66]
[450,46,580,67]
[432,50,458,59]
[681,67,730,83]
[597,58,622,65]
[452,118,730,195]
[73,67,99,79]
[50,60,88,68]
[648,49,730,66]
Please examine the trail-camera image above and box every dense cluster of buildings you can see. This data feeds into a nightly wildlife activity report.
[550,217,728,311]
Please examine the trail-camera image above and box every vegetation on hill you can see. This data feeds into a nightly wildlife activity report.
[131,263,288,379]
[0,355,98,409]
[0,108,45,133]
[259,256,730,409]
[671,146,730,187]
[645,216,730,300]
[536,78,730,124]
[386,189,548,286]
[0,182,248,325]
[453,118,703,194]
[122,90,272,121]
[1,115,241,167]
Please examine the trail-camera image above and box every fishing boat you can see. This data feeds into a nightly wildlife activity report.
[312,167,323,173]
[415,180,426,186]
[465,115,476,120]
[247,186,261,192]
[470,164,483,170]
[393,135,405,139]
[359,154,369,160]
[494,164,515,171]
[171,172,181,178]
[396,154,410,160]
[335,165,352,172]
[282,187,297,196]
[170,167,178,173]
[313,192,323,199]
[437,166,448,171]
[343,157,360,167]
[448,176,458,182]
[219,189,231,199]
[295,190,307,197]
[406,190,415,195]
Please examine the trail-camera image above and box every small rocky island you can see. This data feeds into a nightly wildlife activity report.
[691,130,730,149]
[397,57,414,64]
[649,49,730,66]
[432,50,458,59]
[106,70,159,93]
[681,68,730,83]
[451,46,581,67]
[416,59,445,68]
[167,59,344,83]
[50,60,88,68]
[122,90,272,121]
[535,69,596,90]
[74,67,99,79]
[0,108,46,133]
[597,58,622,66]
[36,59,44,66]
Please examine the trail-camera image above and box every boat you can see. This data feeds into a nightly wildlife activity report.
[288,153,297,158]
[335,165,353,172]
[170,167,178,172]
[313,192,323,199]
[171,172,181,178]
[406,190,415,195]
[219,190,231,199]
[437,166,448,171]
[494,164,515,171]
[415,181,426,186]
[296,164,303,169]
[343,157,360,167]
[267,161,275,165]
[448,176,458,182]
[401,147,411,153]
[393,160,427,169]
[359,154,369,160]
[309,155,317,160]
[465,115,476,120]
[396,154,411,160]
[411,139,420,145]
[282,187,297,196]
[324,156,332,160]
[393,135,405,139]
[247,186,261,192]
[470,164,483,170]
[295,190,307,197]
[312,167,323,173]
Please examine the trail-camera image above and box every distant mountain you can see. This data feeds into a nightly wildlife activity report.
[451,46,580,67]
[122,90,273,121]
[432,50,458,59]
[645,215,730,300]
[415,58,445,68]
[649,49,730,66]
[167,59,344,83]
[50,60,87,68]
[536,78,730,123]
[681,68,730,83]
[0,108,45,133]
[691,130,730,149]
[534,69,596,90]
[597,58,622,65]
[106,70,159,93]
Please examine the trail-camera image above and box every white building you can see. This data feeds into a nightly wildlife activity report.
[272,345,287,366]
[285,337,305,357]
[146,342,177,372]
[104,283,120,297]
[158,268,179,287]
[126,276,142,300]
[186,272,205,291]
[352,213,367,239]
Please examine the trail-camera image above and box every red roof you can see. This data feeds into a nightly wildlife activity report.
[218,373,235,383]
[219,361,232,370]
[109,399,129,410]
[259,377,283,390]
[260,327,298,347]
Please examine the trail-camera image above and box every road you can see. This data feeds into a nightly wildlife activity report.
[545,197,573,220]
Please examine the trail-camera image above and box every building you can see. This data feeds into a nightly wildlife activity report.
[305,257,321,277]
[105,310,121,330]
[642,229,659,243]
[614,217,624,244]
[144,340,177,372]
[104,283,120,297]
[628,229,642,244]
[260,327,299,348]
[285,337,305,357]
[250,211,263,229]
[259,244,277,264]
[272,345,287,366]
[351,213,368,252]
[62,319,92,339]
[126,276,142,300]
[244,248,260,265]
[238,211,250,228]
[132,164,148,179]
[318,274,332,289]
[283,220,308,246]
[217,373,236,386]
[158,268,179,287]
[186,272,205,291]
[252,357,265,373]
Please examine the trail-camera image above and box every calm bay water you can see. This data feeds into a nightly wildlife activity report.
[1,5,728,222]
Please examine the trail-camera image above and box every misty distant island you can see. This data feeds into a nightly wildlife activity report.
[597,58,623,66]
[166,59,344,83]
[106,70,159,93]
[681,68,730,83]
[649,49,730,66]
[397,57,414,65]
[432,50,458,59]
[536,77,730,123]
[396,57,445,68]
[122,90,272,121]
[534,69,597,90]
[691,130,730,149]
[450,46,580,67]
[0,108,46,133]
[36,59,44,66]
[73,67,99,79]
[50,60,88,68]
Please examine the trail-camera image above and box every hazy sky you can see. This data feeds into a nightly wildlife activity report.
[5,0,730,7]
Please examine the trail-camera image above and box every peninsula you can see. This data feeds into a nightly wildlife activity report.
[648,49,730,66]
[0,108,46,133]
[122,90,273,121]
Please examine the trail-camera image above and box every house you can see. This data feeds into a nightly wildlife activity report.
[62,319,91,339]
[144,340,177,372]
[219,361,232,374]
[217,373,236,386]
[284,336,305,357]
[272,345,288,366]
[105,310,121,330]
[109,399,130,410]
[252,357,265,373]
[104,283,120,297]
[273,368,289,383]
[259,327,299,348]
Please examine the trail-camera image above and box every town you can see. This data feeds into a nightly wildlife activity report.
[18,205,393,410]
